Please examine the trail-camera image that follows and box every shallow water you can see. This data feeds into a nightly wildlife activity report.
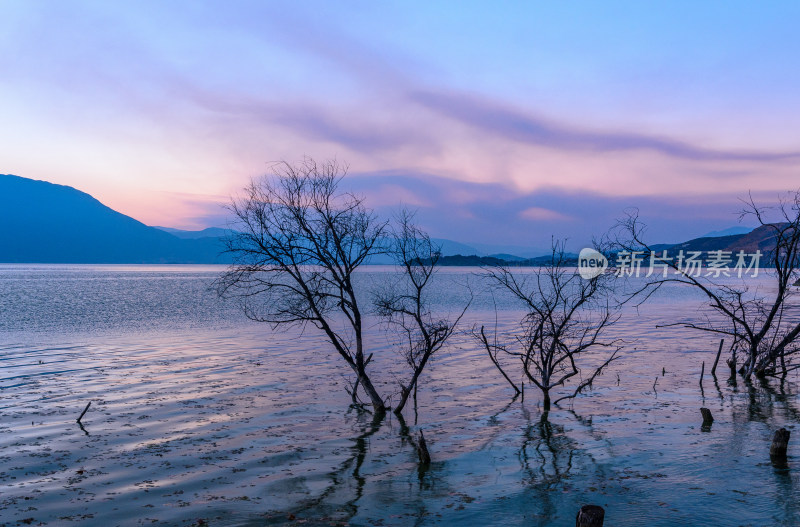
[0,265,798,526]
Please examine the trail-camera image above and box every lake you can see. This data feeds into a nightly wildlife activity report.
[0,265,798,526]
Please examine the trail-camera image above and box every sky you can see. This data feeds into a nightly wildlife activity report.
[2,1,800,250]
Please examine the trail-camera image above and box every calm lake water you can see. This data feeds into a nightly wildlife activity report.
[0,265,798,526]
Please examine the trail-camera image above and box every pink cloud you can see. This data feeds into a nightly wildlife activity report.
[518,207,574,222]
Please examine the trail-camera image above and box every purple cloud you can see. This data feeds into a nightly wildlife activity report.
[411,90,800,162]
[333,170,764,250]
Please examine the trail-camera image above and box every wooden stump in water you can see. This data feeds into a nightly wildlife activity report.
[576,505,604,527]
[711,339,724,377]
[77,401,91,424]
[726,357,737,379]
[416,430,431,465]
[770,428,790,458]
[700,407,714,425]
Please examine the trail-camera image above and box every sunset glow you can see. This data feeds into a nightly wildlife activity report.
[3,1,800,244]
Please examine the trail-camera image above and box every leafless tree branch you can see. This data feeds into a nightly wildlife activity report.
[215,157,389,411]
[477,239,622,411]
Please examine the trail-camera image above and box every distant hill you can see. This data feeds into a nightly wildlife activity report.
[432,238,481,257]
[434,253,579,267]
[700,226,755,238]
[668,224,780,255]
[469,242,550,259]
[434,226,783,267]
[154,226,235,240]
[668,233,747,253]
[488,253,527,262]
[434,254,511,267]
[0,174,227,263]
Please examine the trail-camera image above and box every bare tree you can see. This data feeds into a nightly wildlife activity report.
[375,210,469,416]
[475,241,621,411]
[216,158,388,411]
[616,191,800,380]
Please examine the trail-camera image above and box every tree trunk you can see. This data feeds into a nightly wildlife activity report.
[359,372,385,411]
[744,345,759,379]
[354,340,385,411]
[543,389,551,412]
[394,352,432,415]
[394,385,412,416]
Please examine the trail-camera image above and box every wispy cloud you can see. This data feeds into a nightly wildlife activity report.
[519,207,574,222]
[411,90,800,162]
[4,1,800,241]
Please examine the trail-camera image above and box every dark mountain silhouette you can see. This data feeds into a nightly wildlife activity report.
[488,253,527,262]
[0,174,227,263]
[430,254,512,267]
[667,233,748,253]
[668,224,781,254]
[432,253,580,267]
[434,227,783,266]
[0,174,784,265]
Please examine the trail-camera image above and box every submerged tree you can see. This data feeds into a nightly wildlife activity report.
[375,211,470,417]
[475,241,621,411]
[616,191,800,380]
[216,158,388,411]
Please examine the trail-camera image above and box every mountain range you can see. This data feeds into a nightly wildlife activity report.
[433,225,776,267]
[0,174,769,264]
[0,175,225,263]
